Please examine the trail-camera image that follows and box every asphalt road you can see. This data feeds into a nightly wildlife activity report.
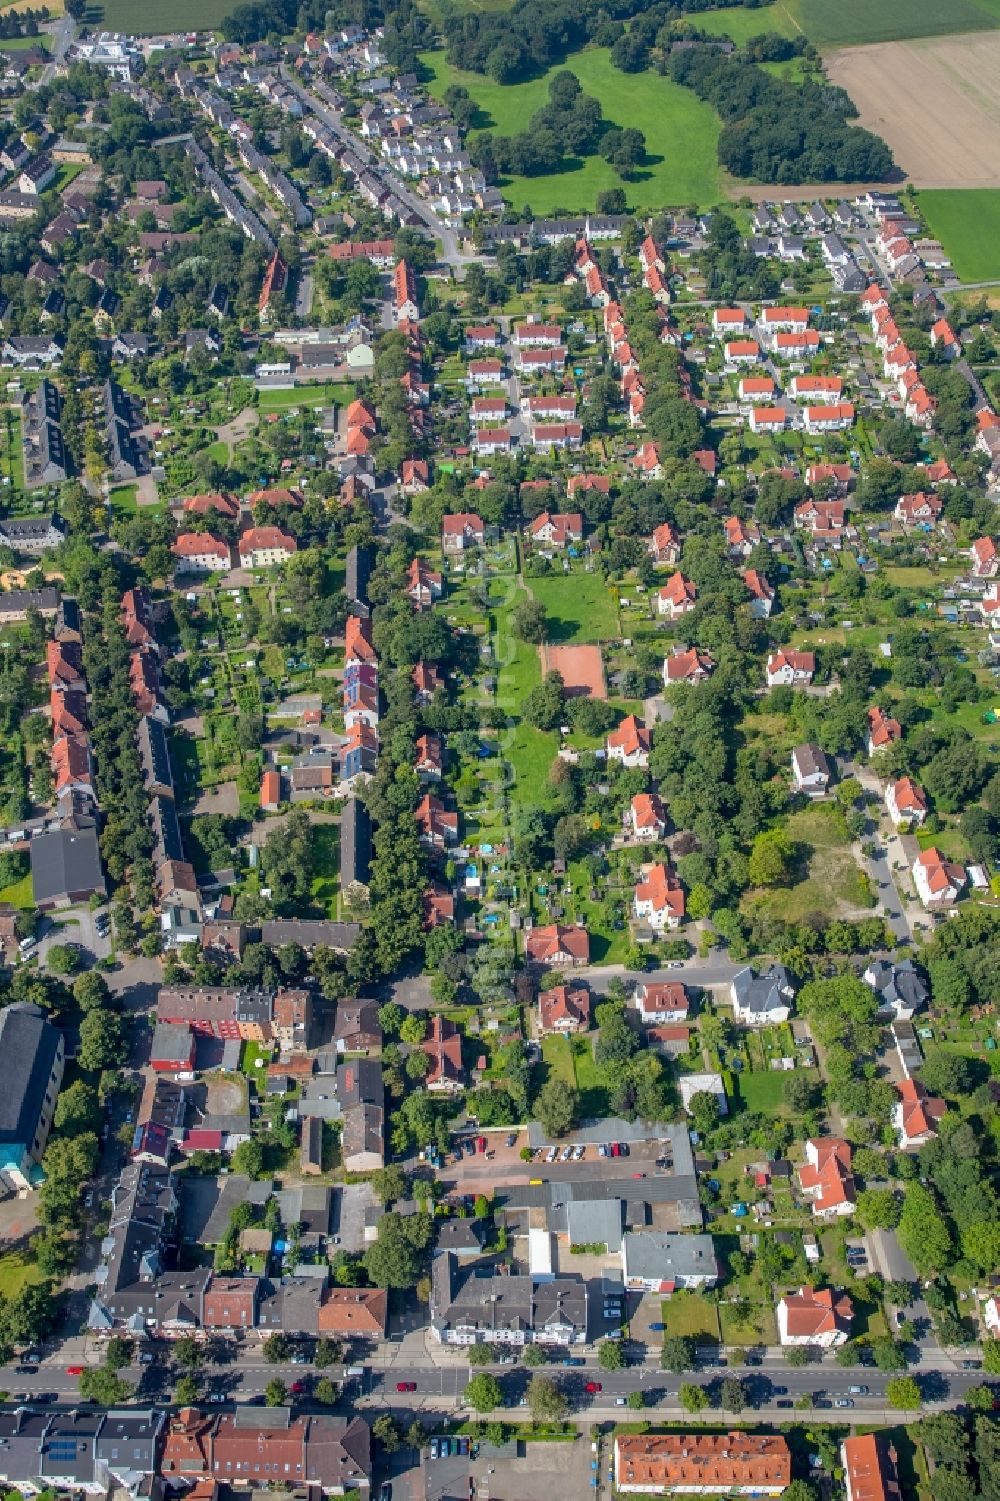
[1,1351,983,1424]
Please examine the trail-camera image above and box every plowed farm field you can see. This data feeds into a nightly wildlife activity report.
[826,31,1000,187]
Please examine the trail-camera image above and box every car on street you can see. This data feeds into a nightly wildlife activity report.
[289,1381,305,1395]
[380,1485,392,1501]
[207,1393,226,1404]
[15,1364,38,1375]
[648,1323,665,1332]
[962,1361,982,1370]
[772,1386,787,1395]
[396,1382,417,1392]
[584,1382,602,1394]
[66,1366,83,1376]
[33,1393,57,1404]
[776,1399,793,1409]
[834,1399,855,1409]
[477,1136,487,1153]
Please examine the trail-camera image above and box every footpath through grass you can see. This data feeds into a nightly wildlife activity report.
[917,189,1000,282]
[420,46,721,210]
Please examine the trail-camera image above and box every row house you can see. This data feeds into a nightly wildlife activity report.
[172,533,232,573]
[442,512,485,553]
[524,393,577,424]
[738,375,774,404]
[615,1433,790,1496]
[726,337,760,366]
[758,305,810,339]
[393,259,419,323]
[474,426,512,456]
[803,401,854,434]
[470,396,507,427]
[530,421,582,452]
[772,329,820,360]
[712,307,746,335]
[512,321,563,348]
[513,344,566,376]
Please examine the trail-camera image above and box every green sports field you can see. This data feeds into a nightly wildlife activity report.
[420,46,721,211]
[917,189,1000,283]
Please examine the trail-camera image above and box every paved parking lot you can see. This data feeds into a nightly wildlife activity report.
[424,1437,596,1501]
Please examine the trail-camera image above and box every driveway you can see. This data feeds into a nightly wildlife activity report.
[191,780,240,817]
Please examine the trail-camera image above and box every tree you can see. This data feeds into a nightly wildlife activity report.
[886,1376,922,1410]
[522,1344,546,1367]
[263,1333,292,1363]
[174,1374,200,1405]
[54,1079,100,1135]
[79,1368,133,1406]
[467,1343,496,1366]
[400,1014,428,1046]
[898,1182,952,1276]
[748,829,796,887]
[527,1374,568,1424]
[78,1009,126,1072]
[314,1377,338,1405]
[533,1078,578,1139]
[627,1390,645,1410]
[785,1346,810,1367]
[371,1164,409,1205]
[856,1189,901,1231]
[598,1339,625,1370]
[373,1415,402,1453]
[45,943,80,975]
[687,1091,720,1136]
[721,1375,746,1412]
[314,1339,343,1369]
[514,597,548,643]
[661,1336,694,1373]
[73,971,111,1013]
[173,1336,202,1370]
[407,1420,428,1450]
[465,1372,502,1412]
[266,1378,288,1407]
[835,1344,862,1367]
[105,1337,134,1371]
[967,1385,994,1411]
[232,1139,266,1179]
[679,1382,708,1414]
[871,1338,907,1372]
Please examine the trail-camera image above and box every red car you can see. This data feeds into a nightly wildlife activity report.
[396,1382,417,1392]
[289,1381,305,1394]
[610,1142,620,1157]
[66,1366,84,1376]
[584,1382,602,1394]
[477,1136,487,1154]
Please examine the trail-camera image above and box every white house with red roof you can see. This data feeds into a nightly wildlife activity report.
[712,307,746,335]
[930,318,960,358]
[789,375,842,402]
[894,1077,946,1150]
[464,324,498,351]
[804,402,854,434]
[531,422,583,452]
[633,862,685,932]
[726,339,760,366]
[663,647,714,685]
[442,513,485,553]
[657,572,697,618]
[525,923,590,967]
[766,650,815,687]
[171,533,232,573]
[474,426,513,457]
[724,516,760,558]
[607,714,651,769]
[773,329,821,359]
[867,706,901,756]
[738,376,775,405]
[759,305,809,335]
[749,406,787,434]
[777,1286,852,1348]
[806,463,852,493]
[895,491,942,527]
[633,981,688,1025]
[649,522,681,564]
[913,847,965,909]
[634,442,662,479]
[237,527,297,567]
[628,792,667,843]
[538,984,590,1035]
[529,511,584,549]
[414,794,458,850]
[512,321,562,347]
[794,498,846,535]
[470,396,507,426]
[971,537,999,578]
[797,1137,855,1217]
[886,776,927,828]
[742,569,774,619]
[406,556,442,609]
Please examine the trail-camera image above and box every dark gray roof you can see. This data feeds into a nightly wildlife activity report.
[259,919,360,951]
[137,715,173,795]
[431,1252,586,1340]
[346,544,372,609]
[731,963,795,1016]
[0,587,59,616]
[792,743,830,780]
[150,1021,195,1064]
[149,794,184,865]
[0,1004,61,1146]
[31,824,105,905]
[340,797,371,890]
[865,958,928,1011]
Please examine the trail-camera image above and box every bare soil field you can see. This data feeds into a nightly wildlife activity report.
[827,31,1000,187]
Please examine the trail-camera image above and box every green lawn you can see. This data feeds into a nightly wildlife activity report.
[0,34,50,50]
[734,1069,788,1114]
[257,382,355,413]
[719,1299,777,1347]
[570,1034,610,1118]
[661,1292,721,1342]
[741,802,871,925]
[917,189,1000,283]
[0,871,33,909]
[109,484,140,518]
[0,1250,44,1298]
[89,0,235,29]
[419,46,721,210]
[310,823,339,919]
[695,4,801,44]
[528,572,620,644]
[540,1032,576,1087]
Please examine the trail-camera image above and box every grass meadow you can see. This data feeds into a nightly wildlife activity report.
[419,46,721,210]
[917,189,1000,282]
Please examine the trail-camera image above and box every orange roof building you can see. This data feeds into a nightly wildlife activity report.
[615,1433,791,1496]
[797,1137,855,1216]
[894,1077,946,1148]
[777,1285,852,1346]
[842,1434,903,1501]
[538,984,590,1034]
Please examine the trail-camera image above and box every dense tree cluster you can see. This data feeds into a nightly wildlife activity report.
[670,47,894,183]
[470,72,646,183]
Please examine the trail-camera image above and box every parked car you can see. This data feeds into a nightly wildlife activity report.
[834,1399,854,1409]
[396,1382,417,1392]
[506,1134,517,1148]
[584,1382,602,1394]
[648,1322,665,1332]
[65,1366,83,1376]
